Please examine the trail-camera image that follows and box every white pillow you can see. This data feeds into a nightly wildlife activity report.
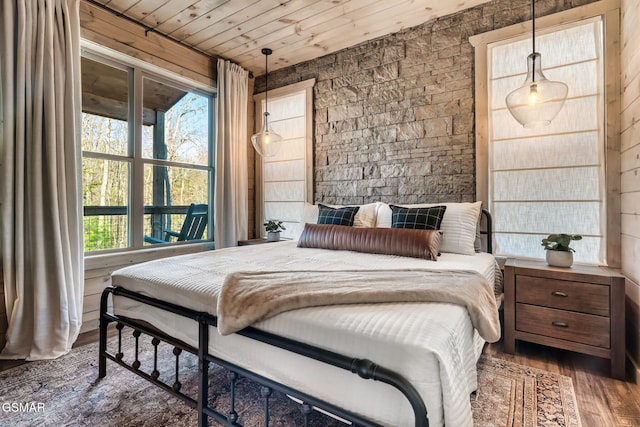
[375,201,482,255]
[301,202,378,228]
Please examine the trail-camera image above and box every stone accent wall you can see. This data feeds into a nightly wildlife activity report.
[255,0,596,206]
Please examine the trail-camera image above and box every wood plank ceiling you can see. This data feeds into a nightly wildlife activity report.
[89,0,492,76]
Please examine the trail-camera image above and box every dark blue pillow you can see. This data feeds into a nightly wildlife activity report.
[390,205,447,230]
[317,204,360,226]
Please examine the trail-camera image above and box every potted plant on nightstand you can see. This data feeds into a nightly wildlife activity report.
[541,234,582,267]
[264,219,286,242]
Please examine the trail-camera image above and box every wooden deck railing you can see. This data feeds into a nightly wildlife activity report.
[83,205,194,251]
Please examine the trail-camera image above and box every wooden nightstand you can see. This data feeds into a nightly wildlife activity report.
[237,238,290,246]
[504,258,626,380]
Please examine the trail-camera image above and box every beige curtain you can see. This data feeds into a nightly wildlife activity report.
[0,0,84,359]
[214,60,249,248]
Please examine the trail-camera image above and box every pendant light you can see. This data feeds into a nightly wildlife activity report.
[505,0,568,128]
[251,48,282,157]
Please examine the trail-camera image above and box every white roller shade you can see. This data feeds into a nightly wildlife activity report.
[260,90,311,239]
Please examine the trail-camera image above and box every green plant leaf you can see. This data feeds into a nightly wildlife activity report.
[541,233,581,252]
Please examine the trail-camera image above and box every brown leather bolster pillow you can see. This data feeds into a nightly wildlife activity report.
[297,223,443,261]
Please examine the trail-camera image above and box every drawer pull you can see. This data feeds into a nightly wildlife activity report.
[551,291,568,297]
[552,321,569,328]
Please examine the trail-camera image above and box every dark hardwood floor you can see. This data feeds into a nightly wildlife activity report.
[1,331,639,426]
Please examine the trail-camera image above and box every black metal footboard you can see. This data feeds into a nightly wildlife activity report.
[98,285,429,427]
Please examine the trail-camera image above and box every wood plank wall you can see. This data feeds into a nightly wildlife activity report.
[621,0,640,372]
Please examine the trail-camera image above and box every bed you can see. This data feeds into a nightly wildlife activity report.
[98,202,501,427]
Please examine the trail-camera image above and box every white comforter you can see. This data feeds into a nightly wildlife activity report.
[111,241,500,427]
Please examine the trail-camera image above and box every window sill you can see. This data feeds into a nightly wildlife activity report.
[85,240,215,271]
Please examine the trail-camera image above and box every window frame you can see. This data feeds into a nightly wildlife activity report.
[253,79,315,238]
[81,43,216,254]
[470,0,621,266]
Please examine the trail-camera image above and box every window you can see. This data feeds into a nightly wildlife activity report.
[471,3,621,266]
[81,57,131,251]
[254,79,314,239]
[489,19,605,264]
[81,53,214,252]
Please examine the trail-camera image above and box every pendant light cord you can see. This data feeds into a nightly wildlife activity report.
[264,51,268,118]
[530,0,537,83]
[531,0,536,54]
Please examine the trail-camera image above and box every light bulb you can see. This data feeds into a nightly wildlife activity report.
[528,83,538,105]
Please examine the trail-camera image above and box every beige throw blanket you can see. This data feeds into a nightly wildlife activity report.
[217,269,501,342]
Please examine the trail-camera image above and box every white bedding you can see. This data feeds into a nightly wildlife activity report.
[111,241,499,427]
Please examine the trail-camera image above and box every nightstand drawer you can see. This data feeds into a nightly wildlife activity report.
[516,303,610,348]
[516,275,609,316]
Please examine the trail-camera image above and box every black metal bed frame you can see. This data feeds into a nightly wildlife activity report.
[98,209,493,427]
[99,287,428,426]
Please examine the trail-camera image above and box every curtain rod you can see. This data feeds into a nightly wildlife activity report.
[83,0,223,63]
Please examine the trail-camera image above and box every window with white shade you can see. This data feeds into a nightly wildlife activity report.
[487,18,606,264]
[254,80,314,239]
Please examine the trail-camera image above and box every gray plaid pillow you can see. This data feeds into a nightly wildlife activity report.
[390,205,447,230]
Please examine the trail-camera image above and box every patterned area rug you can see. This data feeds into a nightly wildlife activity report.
[472,356,581,427]
[0,333,581,426]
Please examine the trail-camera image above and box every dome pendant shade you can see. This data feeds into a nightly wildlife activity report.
[251,112,282,157]
[505,53,568,128]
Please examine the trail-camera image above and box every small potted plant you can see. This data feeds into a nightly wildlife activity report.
[264,219,286,242]
[541,234,582,267]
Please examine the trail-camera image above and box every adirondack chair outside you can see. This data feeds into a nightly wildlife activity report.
[144,203,208,244]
